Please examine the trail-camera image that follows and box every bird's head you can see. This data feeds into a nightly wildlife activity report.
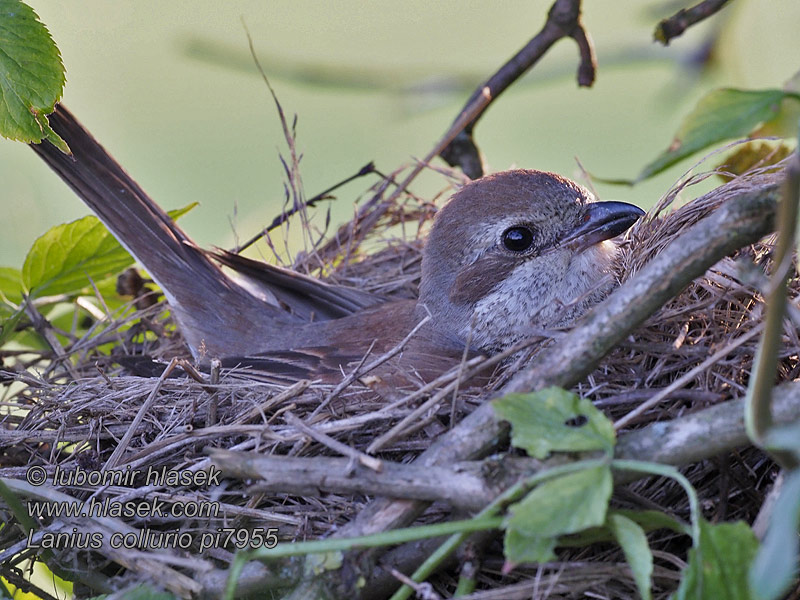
[418,169,643,350]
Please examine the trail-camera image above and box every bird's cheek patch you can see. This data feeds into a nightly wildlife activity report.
[449,256,516,305]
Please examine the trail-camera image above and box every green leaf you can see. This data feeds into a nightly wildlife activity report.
[506,465,613,538]
[0,268,25,345]
[22,216,135,298]
[561,508,689,548]
[503,528,556,565]
[612,508,690,537]
[608,513,653,600]
[0,267,23,305]
[167,201,199,220]
[749,470,800,600]
[307,551,344,575]
[674,519,758,600]
[636,88,798,182]
[0,0,66,146]
[0,305,25,346]
[19,203,197,300]
[764,421,800,462]
[493,387,615,459]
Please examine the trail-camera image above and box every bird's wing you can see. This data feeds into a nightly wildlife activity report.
[211,249,383,320]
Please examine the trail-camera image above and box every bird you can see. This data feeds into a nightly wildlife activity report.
[30,106,643,385]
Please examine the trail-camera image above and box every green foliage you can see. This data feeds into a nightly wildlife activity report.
[504,465,612,565]
[0,0,66,150]
[503,528,556,564]
[674,519,759,600]
[748,457,800,599]
[493,387,768,600]
[494,389,645,587]
[506,466,612,539]
[612,508,690,537]
[608,514,652,600]
[22,215,135,298]
[492,387,616,459]
[633,88,800,182]
[0,267,25,344]
[0,266,23,305]
[0,203,196,350]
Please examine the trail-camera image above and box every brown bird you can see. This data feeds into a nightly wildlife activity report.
[31,106,643,384]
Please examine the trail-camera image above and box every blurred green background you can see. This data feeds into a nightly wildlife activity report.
[2,0,799,267]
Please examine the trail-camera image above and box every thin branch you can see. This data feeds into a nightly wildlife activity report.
[440,0,596,178]
[104,358,179,470]
[308,92,491,269]
[231,162,377,254]
[210,379,800,513]
[614,322,764,430]
[284,412,383,472]
[654,0,732,46]
[208,451,503,508]
[617,378,800,466]
[22,296,78,380]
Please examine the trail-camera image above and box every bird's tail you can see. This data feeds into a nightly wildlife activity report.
[30,105,288,358]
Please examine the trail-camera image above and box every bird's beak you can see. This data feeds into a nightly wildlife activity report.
[561,201,644,253]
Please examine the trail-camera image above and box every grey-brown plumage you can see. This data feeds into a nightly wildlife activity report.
[31,106,643,384]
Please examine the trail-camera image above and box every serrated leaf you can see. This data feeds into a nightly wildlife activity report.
[506,465,612,538]
[20,204,197,300]
[749,470,800,600]
[493,387,615,459]
[22,216,135,298]
[503,528,556,566]
[636,88,799,182]
[0,0,66,145]
[674,519,758,600]
[608,513,653,600]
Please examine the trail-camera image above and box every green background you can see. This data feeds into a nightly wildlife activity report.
[2,0,798,266]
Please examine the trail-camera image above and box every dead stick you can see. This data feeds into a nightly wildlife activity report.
[654,0,731,46]
[284,412,383,472]
[104,358,179,470]
[440,0,596,178]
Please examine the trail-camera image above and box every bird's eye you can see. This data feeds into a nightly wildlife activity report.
[501,226,535,252]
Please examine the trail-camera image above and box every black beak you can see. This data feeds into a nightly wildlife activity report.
[561,201,644,253]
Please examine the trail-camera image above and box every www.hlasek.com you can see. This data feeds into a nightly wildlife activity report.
[24,465,279,552]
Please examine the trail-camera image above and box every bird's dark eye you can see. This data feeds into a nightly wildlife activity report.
[502,226,535,252]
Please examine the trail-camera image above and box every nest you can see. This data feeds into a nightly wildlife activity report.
[0,160,796,599]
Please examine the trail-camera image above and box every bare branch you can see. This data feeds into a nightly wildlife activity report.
[440,0,596,178]
[654,0,731,46]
